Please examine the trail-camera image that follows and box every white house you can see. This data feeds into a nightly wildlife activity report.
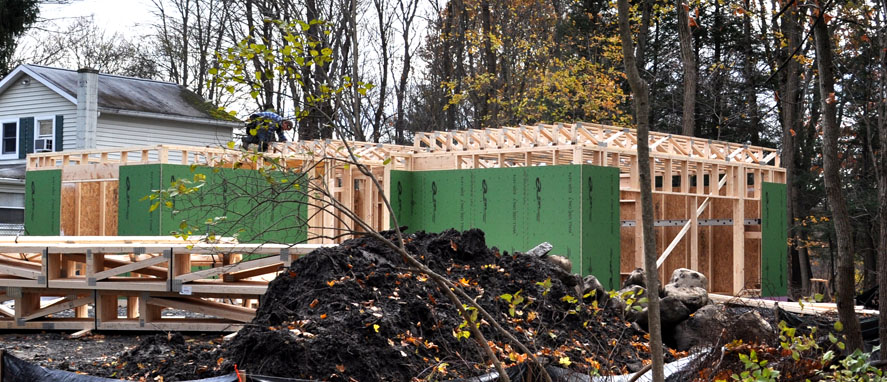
[0,64,241,232]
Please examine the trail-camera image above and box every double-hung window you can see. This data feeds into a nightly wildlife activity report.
[34,117,54,152]
[0,121,17,159]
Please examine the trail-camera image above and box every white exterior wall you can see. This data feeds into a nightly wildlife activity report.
[0,78,78,155]
[96,113,234,162]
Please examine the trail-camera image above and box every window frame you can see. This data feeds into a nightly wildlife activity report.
[34,115,55,152]
[0,119,19,159]
[0,191,25,224]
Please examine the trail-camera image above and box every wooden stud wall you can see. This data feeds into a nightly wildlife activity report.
[24,122,786,295]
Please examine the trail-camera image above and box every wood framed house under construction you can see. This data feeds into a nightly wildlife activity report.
[1,122,787,331]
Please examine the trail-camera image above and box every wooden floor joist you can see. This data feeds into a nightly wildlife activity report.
[709,294,879,316]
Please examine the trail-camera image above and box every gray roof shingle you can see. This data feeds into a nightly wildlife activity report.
[25,65,239,123]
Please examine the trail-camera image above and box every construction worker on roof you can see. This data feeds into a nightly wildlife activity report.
[242,109,292,152]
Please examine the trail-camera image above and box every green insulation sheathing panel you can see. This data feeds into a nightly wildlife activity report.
[390,165,620,289]
[118,164,307,243]
[580,166,621,289]
[118,164,164,235]
[24,169,61,235]
[761,182,788,297]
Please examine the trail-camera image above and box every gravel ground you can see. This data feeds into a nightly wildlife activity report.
[1,331,144,372]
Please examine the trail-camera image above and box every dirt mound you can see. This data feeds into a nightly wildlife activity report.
[224,229,666,381]
[80,333,225,381]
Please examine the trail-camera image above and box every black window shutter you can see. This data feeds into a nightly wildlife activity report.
[18,117,34,159]
[55,115,63,151]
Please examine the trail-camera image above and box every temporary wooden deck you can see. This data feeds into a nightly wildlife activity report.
[0,237,327,331]
[23,121,786,299]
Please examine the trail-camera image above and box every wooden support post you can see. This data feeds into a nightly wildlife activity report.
[382,161,392,230]
[690,196,699,271]
[680,161,689,194]
[47,252,62,282]
[127,296,139,319]
[664,159,673,193]
[733,166,746,294]
[85,250,104,286]
[14,291,40,324]
[96,292,118,324]
[138,293,162,326]
[342,167,354,232]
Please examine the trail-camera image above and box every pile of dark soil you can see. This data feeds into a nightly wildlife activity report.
[224,228,668,381]
[77,333,225,381]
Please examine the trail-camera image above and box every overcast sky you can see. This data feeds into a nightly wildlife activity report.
[38,0,154,37]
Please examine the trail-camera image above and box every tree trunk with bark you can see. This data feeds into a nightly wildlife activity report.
[877,0,887,354]
[779,2,809,298]
[616,0,664,380]
[676,0,696,137]
[813,10,863,352]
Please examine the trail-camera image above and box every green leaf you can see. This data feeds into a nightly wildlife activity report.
[834,321,843,332]
[227,141,236,149]
[382,157,392,165]
[500,293,513,303]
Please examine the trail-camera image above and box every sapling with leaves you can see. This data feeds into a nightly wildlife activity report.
[145,16,557,381]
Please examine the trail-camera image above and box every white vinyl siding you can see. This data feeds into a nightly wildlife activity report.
[96,113,234,162]
[0,77,76,153]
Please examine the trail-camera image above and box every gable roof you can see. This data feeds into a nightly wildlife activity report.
[0,64,240,126]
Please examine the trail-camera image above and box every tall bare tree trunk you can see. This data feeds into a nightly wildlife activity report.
[349,0,365,141]
[442,1,456,131]
[780,2,809,297]
[616,0,664,380]
[394,0,417,144]
[877,0,887,354]
[741,0,760,145]
[371,0,390,143]
[676,0,696,137]
[479,0,496,127]
[813,10,863,352]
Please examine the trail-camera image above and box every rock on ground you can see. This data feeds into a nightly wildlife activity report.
[671,304,729,350]
[668,268,709,290]
[663,284,710,312]
[622,268,647,289]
